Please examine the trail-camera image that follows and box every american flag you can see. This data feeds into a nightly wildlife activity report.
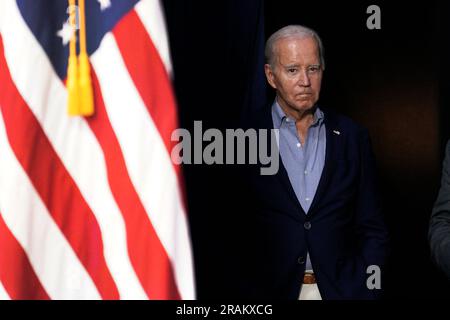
[0,0,195,299]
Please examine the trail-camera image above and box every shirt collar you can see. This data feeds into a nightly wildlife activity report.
[271,99,324,129]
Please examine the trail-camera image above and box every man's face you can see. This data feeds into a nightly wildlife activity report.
[265,37,323,117]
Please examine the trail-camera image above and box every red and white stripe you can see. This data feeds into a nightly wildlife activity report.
[0,0,195,300]
[0,281,10,300]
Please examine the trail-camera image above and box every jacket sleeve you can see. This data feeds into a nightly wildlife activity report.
[350,128,390,299]
[355,129,389,266]
[429,140,450,279]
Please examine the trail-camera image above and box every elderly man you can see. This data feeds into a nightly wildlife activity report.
[243,25,389,300]
[429,140,450,279]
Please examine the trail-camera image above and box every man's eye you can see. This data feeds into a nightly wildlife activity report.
[288,68,297,73]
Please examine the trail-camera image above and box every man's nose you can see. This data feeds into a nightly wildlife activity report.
[298,69,311,87]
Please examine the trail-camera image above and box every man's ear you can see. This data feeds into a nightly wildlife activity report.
[264,64,277,89]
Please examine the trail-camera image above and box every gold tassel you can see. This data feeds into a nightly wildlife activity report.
[78,0,94,116]
[66,0,94,117]
[66,0,80,116]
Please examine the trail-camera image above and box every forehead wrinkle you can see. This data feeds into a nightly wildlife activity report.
[274,37,321,67]
[282,63,300,68]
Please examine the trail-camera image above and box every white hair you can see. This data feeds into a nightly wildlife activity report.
[265,25,325,70]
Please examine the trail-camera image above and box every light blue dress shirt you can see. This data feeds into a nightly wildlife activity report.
[271,100,326,271]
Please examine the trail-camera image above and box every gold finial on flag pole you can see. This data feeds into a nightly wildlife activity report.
[67,0,80,116]
[78,0,94,116]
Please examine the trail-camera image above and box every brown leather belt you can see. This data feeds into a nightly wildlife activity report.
[303,272,316,284]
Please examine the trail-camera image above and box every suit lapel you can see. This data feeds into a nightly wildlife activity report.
[258,105,306,216]
[307,109,339,217]
[276,155,305,215]
[258,105,342,219]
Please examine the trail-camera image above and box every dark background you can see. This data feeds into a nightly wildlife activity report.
[162,0,450,298]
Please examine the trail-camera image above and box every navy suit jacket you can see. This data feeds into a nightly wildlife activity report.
[429,140,450,279]
[241,106,389,300]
